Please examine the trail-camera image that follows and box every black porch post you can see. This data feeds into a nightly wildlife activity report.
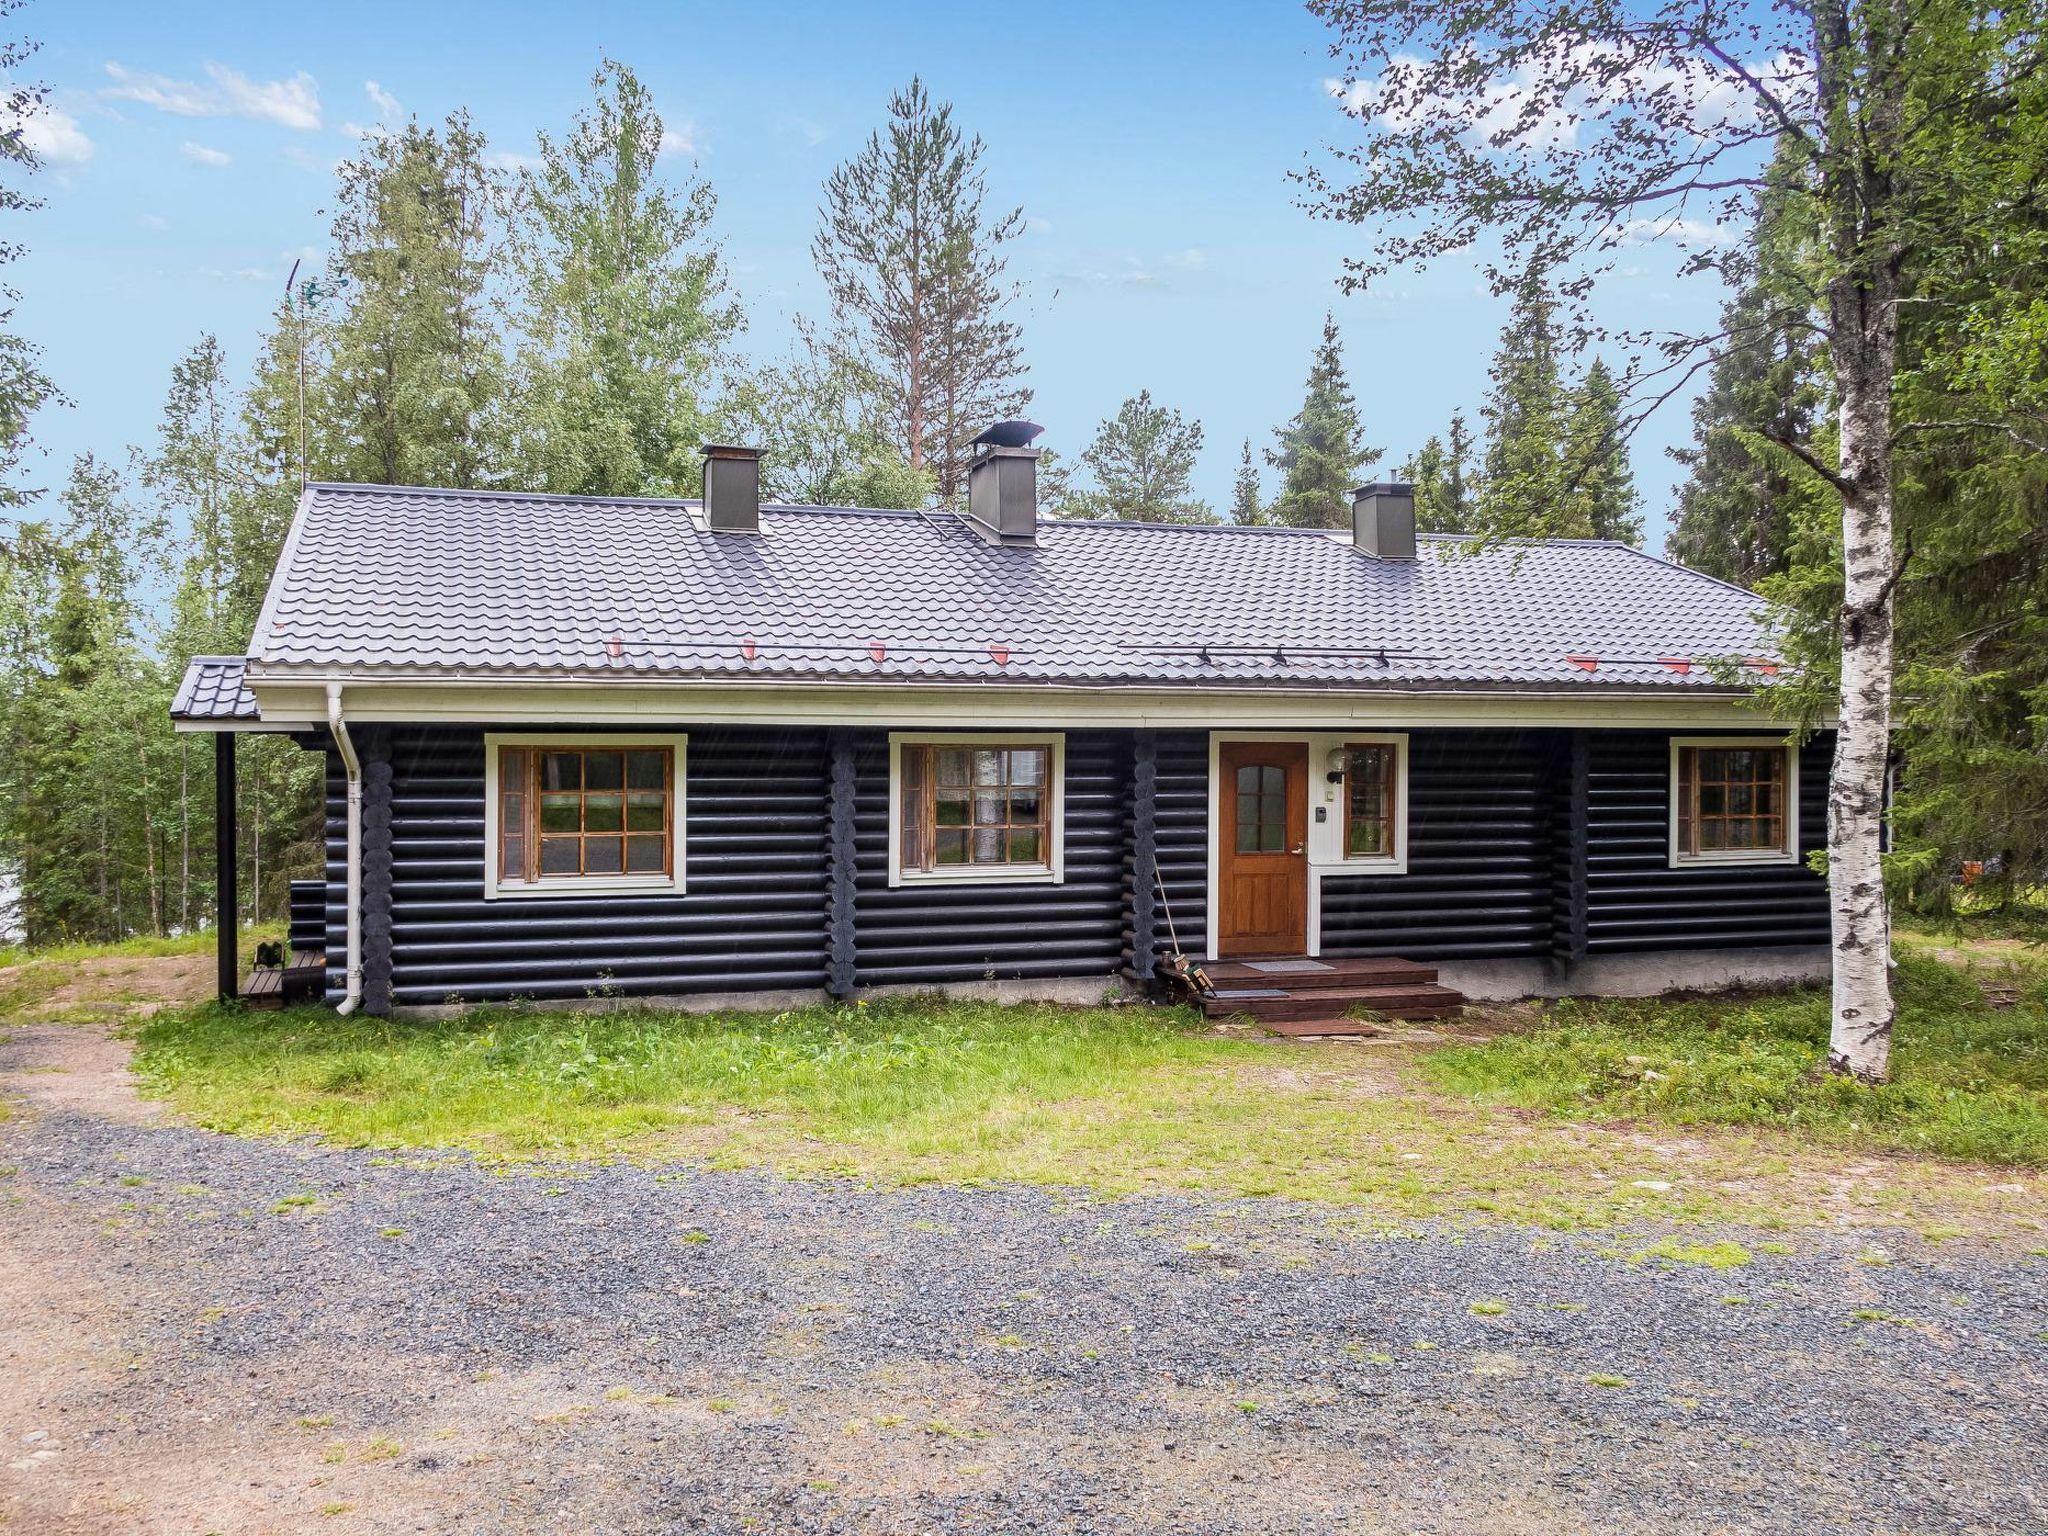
[215,730,237,1002]
[824,728,858,999]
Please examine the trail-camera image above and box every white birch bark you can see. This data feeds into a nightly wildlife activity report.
[1816,0,1904,1083]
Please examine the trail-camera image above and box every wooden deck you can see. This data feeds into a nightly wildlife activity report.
[242,948,326,1010]
[1163,954,1466,1036]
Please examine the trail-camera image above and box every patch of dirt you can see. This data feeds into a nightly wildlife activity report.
[0,1022,162,1126]
[5,952,213,1015]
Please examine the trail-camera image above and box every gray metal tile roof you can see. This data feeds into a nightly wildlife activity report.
[244,483,1777,691]
[171,654,260,721]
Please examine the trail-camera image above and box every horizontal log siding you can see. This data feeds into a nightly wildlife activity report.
[1318,728,1555,960]
[850,728,1129,986]
[1583,730,1830,953]
[344,725,830,1006]
[1151,730,1210,963]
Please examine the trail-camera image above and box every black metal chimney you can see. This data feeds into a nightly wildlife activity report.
[1351,482,1417,560]
[702,444,763,534]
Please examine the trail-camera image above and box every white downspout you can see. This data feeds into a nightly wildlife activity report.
[327,683,364,1015]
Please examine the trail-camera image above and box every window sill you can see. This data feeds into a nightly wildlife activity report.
[486,874,686,901]
[1313,856,1409,877]
[892,864,1061,889]
[1670,850,1798,869]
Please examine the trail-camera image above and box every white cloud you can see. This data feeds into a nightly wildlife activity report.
[3,98,94,166]
[1605,215,1736,248]
[139,212,169,229]
[180,140,231,166]
[1164,247,1208,270]
[1024,216,1054,237]
[658,124,696,158]
[486,149,541,173]
[363,79,401,119]
[1325,44,1796,155]
[104,61,321,131]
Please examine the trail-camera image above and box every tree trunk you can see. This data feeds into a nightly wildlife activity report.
[1824,296,1899,1083]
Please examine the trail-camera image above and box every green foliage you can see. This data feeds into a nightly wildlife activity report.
[318,113,503,489]
[1667,139,1828,585]
[0,6,62,511]
[1474,264,1638,543]
[727,323,931,508]
[1061,390,1216,523]
[1400,411,1477,533]
[1228,439,1266,524]
[501,59,739,498]
[1561,360,1640,542]
[1266,313,1377,528]
[813,78,1029,502]
[1420,953,2048,1166]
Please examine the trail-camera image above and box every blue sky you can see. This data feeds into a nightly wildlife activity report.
[17,0,1725,548]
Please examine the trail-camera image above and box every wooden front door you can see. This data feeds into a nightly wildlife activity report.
[1218,741,1309,957]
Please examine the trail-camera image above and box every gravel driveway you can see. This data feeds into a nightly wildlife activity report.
[2,1025,2044,1535]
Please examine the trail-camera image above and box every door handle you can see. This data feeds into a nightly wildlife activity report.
[1290,844,1304,855]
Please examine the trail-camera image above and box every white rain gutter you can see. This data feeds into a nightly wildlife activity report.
[327,683,364,1015]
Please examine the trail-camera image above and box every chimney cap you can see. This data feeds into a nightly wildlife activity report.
[972,419,1045,450]
[1351,480,1413,499]
[703,442,764,461]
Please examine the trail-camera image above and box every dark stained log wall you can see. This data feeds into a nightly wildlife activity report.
[1582,730,1831,953]
[311,721,1834,1007]
[847,728,1129,987]
[1319,728,1556,960]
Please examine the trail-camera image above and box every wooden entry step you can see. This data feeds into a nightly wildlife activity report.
[1164,954,1467,1033]
[1198,955,1439,992]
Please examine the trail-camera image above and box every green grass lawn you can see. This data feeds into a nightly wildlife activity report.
[1420,951,2048,1166]
[122,952,2048,1233]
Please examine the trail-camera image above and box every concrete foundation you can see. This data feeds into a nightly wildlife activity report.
[393,974,1133,1021]
[392,951,1824,1020]
[1437,945,1831,1003]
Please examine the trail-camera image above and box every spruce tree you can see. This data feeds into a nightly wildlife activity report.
[1401,410,1477,532]
[1266,313,1377,528]
[1228,439,1265,524]
[1560,360,1641,543]
[1065,391,1215,522]
[1477,259,1566,537]
[814,79,1028,502]
[1668,141,1827,585]
[320,113,503,488]
[503,59,740,497]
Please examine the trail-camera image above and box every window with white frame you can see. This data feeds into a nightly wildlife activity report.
[484,733,688,898]
[1670,737,1798,866]
[1326,733,1408,869]
[889,733,1065,885]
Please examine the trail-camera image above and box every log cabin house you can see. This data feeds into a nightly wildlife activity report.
[172,433,1831,1029]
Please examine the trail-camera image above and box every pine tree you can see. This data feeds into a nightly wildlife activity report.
[1228,439,1265,524]
[1560,360,1641,543]
[1266,313,1377,528]
[1064,391,1216,523]
[320,113,503,488]
[1401,410,1477,532]
[1478,259,1567,537]
[814,78,1028,502]
[1668,140,1827,584]
[503,59,740,497]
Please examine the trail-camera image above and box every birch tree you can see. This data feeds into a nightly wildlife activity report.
[1305,0,2048,1082]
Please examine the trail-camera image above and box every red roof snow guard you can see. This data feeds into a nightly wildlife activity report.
[1566,654,1601,673]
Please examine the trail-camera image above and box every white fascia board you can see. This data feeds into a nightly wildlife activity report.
[244,675,1819,732]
